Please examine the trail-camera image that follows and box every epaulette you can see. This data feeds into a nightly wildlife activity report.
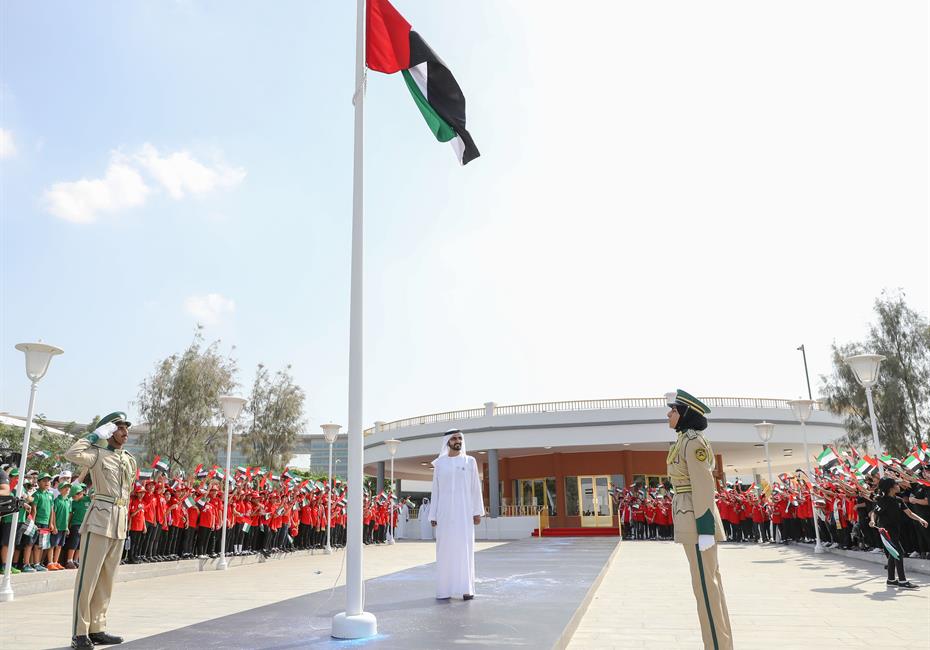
[684,430,700,440]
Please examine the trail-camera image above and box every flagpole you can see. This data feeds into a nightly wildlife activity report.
[332,0,377,638]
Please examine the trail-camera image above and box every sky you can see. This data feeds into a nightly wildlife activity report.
[1,1,928,433]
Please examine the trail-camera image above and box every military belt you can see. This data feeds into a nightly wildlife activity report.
[93,495,128,507]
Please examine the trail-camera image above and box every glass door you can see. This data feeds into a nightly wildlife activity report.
[579,476,613,527]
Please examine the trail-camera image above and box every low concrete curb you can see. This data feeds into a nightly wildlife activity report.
[780,540,930,576]
[4,548,337,598]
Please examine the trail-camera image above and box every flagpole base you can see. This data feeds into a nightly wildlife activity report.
[813,543,825,554]
[0,576,14,602]
[324,545,333,555]
[331,612,377,639]
[216,558,229,570]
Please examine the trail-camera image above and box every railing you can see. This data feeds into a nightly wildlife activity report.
[499,505,543,517]
[363,397,823,435]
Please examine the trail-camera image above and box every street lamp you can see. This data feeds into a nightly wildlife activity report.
[1,342,64,602]
[216,395,247,571]
[384,439,401,545]
[754,421,775,544]
[844,354,886,475]
[321,423,342,554]
[787,399,824,554]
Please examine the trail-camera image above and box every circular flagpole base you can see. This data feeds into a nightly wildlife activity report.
[331,612,377,639]
[813,544,825,554]
[324,545,333,555]
[0,580,14,602]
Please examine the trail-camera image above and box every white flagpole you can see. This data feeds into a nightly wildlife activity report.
[332,0,377,638]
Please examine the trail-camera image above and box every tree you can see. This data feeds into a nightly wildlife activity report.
[239,363,306,470]
[137,327,238,473]
[0,419,77,477]
[821,290,930,456]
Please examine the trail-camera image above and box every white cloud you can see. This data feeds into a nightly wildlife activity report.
[44,155,150,223]
[185,293,236,325]
[135,143,246,199]
[0,128,16,159]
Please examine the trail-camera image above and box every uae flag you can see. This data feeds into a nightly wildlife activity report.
[367,0,479,165]
[816,447,839,470]
[877,528,900,560]
[151,455,169,473]
[902,454,921,471]
[853,459,877,477]
[183,496,196,509]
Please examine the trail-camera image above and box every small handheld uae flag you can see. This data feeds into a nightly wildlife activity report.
[902,454,921,471]
[152,455,169,473]
[368,0,479,165]
[816,448,839,470]
[183,496,196,509]
[877,528,900,560]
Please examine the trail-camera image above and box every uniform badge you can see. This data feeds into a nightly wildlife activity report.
[694,447,707,462]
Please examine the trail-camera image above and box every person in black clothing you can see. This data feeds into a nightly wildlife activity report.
[907,467,930,559]
[869,476,928,589]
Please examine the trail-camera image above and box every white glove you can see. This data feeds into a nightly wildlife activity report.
[92,422,117,440]
[698,534,716,552]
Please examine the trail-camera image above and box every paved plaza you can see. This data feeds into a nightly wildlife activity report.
[1,539,927,649]
[570,541,929,650]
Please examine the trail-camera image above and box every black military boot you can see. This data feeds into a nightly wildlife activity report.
[71,636,94,649]
[89,631,124,645]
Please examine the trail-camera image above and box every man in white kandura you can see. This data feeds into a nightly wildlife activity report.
[430,429,485,600]
[395,499,409,539]
[419,498,433,540]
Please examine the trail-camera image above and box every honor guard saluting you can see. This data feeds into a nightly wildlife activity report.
[64,412,137,649]
[665,390,733,650]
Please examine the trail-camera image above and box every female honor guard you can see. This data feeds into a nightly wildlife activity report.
[665,390,733,650]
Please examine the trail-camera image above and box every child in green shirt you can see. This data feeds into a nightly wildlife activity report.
[31,473,55,571]
[49,483,72,570]
[65,483,89,569]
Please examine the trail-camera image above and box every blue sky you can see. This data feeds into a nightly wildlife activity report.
[2,2,928,433]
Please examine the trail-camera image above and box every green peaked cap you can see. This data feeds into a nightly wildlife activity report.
[665,389,711,415]
[97,411,132,429]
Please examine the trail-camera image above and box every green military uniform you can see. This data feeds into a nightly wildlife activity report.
[64,412,137,642]
[666,390,732,650]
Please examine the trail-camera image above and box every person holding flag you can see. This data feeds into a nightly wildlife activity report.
[870,476,927,588]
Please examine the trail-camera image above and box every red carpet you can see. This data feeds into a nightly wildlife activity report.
[532,527,620,537]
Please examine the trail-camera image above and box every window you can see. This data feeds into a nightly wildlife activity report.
[514,478,558,516]
[564,476,579,516]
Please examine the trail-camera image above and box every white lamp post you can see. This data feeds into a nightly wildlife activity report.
[321,423,342,554]
[384,439,401,545]
[787,399,824,554]
[1,342,64,602]
[216,395,247,571]
[754,421,776,544]
[844,354,886,476]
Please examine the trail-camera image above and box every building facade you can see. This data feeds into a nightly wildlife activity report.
[363,397,846,529]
